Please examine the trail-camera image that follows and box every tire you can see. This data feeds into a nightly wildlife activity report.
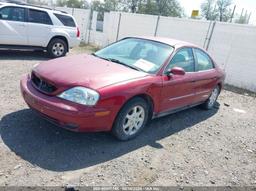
[201,86,220,110]
[112,97,149,141]
[47,38,67,58]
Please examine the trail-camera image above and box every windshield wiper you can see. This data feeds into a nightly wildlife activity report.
[106,58,144,72]
[92,54,144,72]
[92,53,115,63]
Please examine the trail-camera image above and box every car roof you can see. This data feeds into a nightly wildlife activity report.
[0,2,70,15]
[131,36,199,49]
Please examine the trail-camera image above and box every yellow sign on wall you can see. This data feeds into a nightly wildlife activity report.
[191,10,199,17]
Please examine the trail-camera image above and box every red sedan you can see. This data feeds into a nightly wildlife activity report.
[20,37,225,140]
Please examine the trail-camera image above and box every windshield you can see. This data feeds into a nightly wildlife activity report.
[94,38,174,74]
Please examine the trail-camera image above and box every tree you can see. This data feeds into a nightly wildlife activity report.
[217,0,232,21]
[90,0,183,17]
[201,0,233,22]
[138,0,183,17]
[235,11,250,24]
[27,0,48,6]
[156,0,183,17]
[92,0,120,12]
[201,0,218,20]
[117,0,140,13]
[57,0,89,8]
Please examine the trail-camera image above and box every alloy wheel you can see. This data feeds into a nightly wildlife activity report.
[123,105,145,136]
[52,43,65,57]
[209,87,219,107]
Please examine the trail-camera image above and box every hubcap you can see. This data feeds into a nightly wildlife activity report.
[52,43,64,56]
[123,105,145,136]
[209,87,219,107]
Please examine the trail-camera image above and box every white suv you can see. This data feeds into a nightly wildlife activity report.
[0,2,81,57]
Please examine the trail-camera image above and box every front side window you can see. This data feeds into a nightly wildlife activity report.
[165,48,195,72]
[0,7,25,22]
[194,49,214,71]
[94,38,174,74]
[28,9,52,25]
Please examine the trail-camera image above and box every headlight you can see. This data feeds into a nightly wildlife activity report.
[57,87,100,106]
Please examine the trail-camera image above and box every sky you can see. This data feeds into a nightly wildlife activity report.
[179,0,256,24]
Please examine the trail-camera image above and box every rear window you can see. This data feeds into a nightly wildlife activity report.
[28,9,52,25]
[54,13,76,27]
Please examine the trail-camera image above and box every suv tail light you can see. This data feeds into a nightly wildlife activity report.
[76,27,80,38]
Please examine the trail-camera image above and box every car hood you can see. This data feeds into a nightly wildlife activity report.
[33,54,148,91]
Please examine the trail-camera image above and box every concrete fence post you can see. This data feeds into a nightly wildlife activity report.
[206,21,216,51]
[86,9,93,44]
[203,21,212,49]
[154,15,160,36]
[116,13,122,41]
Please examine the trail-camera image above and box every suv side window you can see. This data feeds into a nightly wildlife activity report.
[54,13,76,27]
[28,9,52,25]
[0,7,25,22]
[165,48,195,72]
[194,48,214,71]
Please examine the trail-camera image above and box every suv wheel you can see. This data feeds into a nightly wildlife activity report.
[112,97,149,141]
[47,38,67,58]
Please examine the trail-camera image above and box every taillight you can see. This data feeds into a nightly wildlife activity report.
[76,27,80,38]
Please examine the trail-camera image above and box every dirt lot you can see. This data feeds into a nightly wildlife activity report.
[0,47,256,187]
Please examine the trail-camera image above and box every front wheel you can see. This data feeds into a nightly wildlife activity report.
[47,38,67,58]
[112,97,149,141]
[201,86,220,110]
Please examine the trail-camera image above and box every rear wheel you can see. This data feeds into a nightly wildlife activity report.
[112,97,149,141]
[201,86,220,110]
[47,38,67,58]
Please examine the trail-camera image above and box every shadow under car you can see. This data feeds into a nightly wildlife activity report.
[0,104,219,172]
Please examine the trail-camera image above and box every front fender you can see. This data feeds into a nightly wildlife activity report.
[96,76,163,128]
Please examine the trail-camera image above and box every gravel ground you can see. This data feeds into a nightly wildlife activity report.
[0,48,256,187]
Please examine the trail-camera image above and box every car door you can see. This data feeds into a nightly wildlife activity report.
[27,9,52,47]
[192,48,218,103]
[160,47,198,113]
[0,6,28,45]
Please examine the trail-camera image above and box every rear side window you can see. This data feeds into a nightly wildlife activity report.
[54,13,76,27]
[194,49,214,71]
[0,7,25,22]
[28,9,52,25]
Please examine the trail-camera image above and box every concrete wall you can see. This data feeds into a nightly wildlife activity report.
[208,22,256,91]
[67,9,256,92]
[157,17,211,47]
[118,13,158,39]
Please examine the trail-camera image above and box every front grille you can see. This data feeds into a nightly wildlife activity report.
[31,72,57,94]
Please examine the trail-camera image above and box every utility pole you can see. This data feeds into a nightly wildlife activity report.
[244,10,248,23]
[239,8,244,21]
[247,12,252,24]
[230,5,236,23]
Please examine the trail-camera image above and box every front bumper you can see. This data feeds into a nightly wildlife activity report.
[20,75,113,132]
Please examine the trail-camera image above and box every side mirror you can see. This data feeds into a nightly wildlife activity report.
[167,67,185,76]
